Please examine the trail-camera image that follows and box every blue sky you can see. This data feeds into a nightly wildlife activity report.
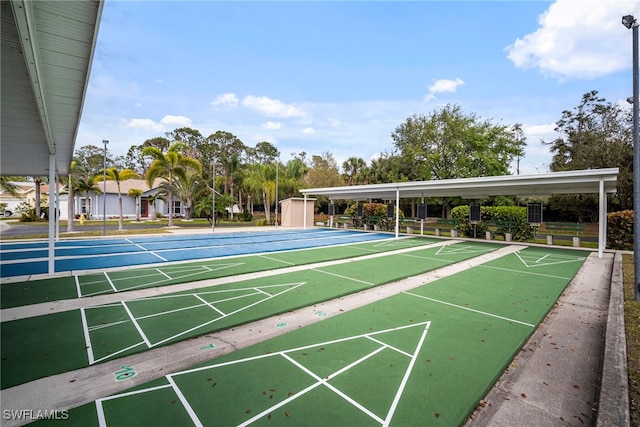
[77,0,638,175]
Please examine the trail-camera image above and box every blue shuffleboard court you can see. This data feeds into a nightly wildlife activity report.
[0,229,391,278]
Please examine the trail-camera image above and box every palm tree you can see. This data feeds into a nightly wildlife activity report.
[163,169,206,220]
[127,188,143,222]
[101,167,140,230]
[244,163,276,223]
[75,175,101,219]
[143,142,201,227]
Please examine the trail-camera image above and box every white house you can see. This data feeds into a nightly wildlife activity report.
[77,178,188,220]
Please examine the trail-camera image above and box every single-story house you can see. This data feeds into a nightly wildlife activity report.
[0,181,65,217]
[76,178,188,220]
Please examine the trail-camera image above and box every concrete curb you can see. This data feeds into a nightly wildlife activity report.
[596,251,631,426]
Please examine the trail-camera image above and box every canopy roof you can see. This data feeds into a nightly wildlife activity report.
[300,168,619,200]
[1,0,103,176]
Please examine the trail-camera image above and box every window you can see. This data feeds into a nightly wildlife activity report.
[173,201,181,215]
[80,198,90,215]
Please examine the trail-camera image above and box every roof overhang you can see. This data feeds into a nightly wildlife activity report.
[300,168,619,200]
[1,0,103,176]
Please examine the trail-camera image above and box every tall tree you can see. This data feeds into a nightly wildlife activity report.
[545,90,633,212]
[127,188,143,222]
[342,157,367,186]
[101,167,141,230]
[143,142,202,227]
[304,152,344,189]
[168,169,207,220]
[391,104,522,180]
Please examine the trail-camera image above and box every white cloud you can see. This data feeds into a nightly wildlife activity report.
[242,95,306,118]
[160,115,192,127]
[125,118,162,131]
[424,78,465,101]
[263,121,282,130]
[505,0,635,80]
[124,115,192,132]
[211,93,239,107]
[301,127,315,135]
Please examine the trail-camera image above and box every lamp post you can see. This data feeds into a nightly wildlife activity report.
[211,159,216,232]
[622,14,639,300]
[275,158,279,228]
[102,140,108,236]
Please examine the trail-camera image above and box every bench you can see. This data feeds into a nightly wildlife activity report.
[435,218,459,238]
[485,220,516,242]
[365,216,382,231]
[544,222,584,247]
[334,215,354,229]
[400,218,418,234]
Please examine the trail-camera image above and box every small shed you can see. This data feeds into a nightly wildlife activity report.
[280,197,316,227]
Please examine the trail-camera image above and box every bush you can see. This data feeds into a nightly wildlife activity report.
[451,205,533,241]
[344,202,404,229]
[241,208,253,222]
[607,210,633,250]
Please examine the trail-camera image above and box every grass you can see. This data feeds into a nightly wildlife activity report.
[623,253,639,426]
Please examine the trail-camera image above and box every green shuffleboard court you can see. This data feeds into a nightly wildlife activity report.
[31,247,588,426]
[1,237,439,309]
[2,241,501,389]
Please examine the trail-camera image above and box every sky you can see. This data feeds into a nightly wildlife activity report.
[76,0,639,176]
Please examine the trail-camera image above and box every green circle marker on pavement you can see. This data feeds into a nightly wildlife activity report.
[276,322,288,328]
[315,311,327,317]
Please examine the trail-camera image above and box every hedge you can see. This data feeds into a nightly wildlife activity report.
[607,210,633,250]
[450,205,533,241]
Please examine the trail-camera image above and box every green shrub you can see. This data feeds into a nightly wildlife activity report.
[607,210,633,250]
[241,208,253,222]
[344,202,404,229]
[451,205,533,241]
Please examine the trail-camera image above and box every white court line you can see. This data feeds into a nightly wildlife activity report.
[194,294,226,316]
[281,349,387,425]
[237,382,323,427]
[125,238,148,252]
[312,268,375,286]
[254,287,272,297]
[150,283,306,347]
[148,251,168,262]
[175,321,431,377]
[479,265,573,280]
[166,376,204,427]
[365,336,412,358]
[156,268,172,280]
[259,254,296,265]
[88,320,130,331]
[383,322,431,426]
[104,272,117,292]
[536,254,550,263]
[92,341,146,365]
[75,275,82,298]
[404,292,536,328]
[120,301,152,347]
[79,308,94,365]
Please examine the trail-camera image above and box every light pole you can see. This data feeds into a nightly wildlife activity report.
[102,139,108,236]
[275,158,279,228]
[622,14,639,300]
[211,159,216,232]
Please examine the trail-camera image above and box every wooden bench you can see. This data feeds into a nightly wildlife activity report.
[335,215,354,229]
[365,216,382,231]
[544,222,584,247]
[485,220,516,242]
[435,218,459,237]
[400,218,418,234]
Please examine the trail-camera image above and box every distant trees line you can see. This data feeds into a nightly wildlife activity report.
[3,91,632,225]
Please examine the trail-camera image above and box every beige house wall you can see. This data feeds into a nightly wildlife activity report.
[279,197,316,227]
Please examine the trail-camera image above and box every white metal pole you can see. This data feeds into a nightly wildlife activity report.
[48,154,55,275]
[211,159,216,232]
[102,139,108,236]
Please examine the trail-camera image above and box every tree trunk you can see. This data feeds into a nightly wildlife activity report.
[67,178,75,232]
[118,193,124,231]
